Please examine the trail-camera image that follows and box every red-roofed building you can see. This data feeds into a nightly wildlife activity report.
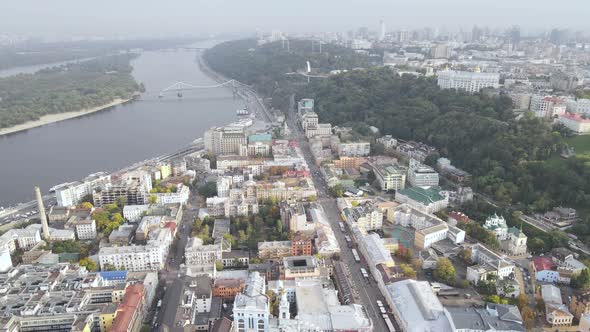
[111,284,146,332]
[534,256,560,284]
[164,221,177,238]
[447,211,470,225]
[558,112,590,134]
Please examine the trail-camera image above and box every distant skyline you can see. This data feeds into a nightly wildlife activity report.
[2,0,589,39]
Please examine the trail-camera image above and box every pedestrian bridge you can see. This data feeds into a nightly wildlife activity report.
[158,80,238,98]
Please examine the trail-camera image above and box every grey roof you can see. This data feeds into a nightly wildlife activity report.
[187,275,212,297]
[446,304,524,332]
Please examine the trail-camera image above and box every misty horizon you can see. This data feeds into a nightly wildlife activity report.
[2,0,589,39]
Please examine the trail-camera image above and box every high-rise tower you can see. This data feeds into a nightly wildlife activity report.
[379,20,386,41]
[34,186,50,241]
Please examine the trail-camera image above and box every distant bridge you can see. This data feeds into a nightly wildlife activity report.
[158,80,239,97]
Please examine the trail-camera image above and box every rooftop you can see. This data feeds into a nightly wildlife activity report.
[397,186,445,204]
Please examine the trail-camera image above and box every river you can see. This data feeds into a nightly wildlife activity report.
[0,41,243,206]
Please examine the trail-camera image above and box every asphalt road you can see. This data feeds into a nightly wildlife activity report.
[155,190,199,330]
[285,95,389,331]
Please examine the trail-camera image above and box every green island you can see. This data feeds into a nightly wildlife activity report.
[205,39,590,246]
[0,54,141,129]
[0,38,194,70]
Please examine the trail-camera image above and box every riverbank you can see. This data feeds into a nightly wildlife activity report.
[0,96,136,136]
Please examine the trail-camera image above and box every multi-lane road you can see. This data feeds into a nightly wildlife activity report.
[285,95,389,331]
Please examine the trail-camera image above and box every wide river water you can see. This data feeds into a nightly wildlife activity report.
[0,41,243,206]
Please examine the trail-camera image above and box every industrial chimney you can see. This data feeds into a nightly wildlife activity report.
[34,186,50,241]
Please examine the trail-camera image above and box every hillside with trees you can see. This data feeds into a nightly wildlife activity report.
[0,54,141,129]
[298,67,590,213]
[204,39,374,110]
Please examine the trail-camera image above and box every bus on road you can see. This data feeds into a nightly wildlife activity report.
[344,235,352,248]
[352,249,360,262]
[383,315,396,332]
[360,268,369,279]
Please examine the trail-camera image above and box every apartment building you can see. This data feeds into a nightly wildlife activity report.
[373,164,407,192]
[184,238,223,267]
[408,159,439,188]
[98,243,168,271]
[437,69,500,93]
[55,172,111,207]
[204,126,247,155]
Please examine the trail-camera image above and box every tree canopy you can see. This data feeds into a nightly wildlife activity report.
[0,54,140,129]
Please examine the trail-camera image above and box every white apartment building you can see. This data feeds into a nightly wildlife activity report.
[0,245,11,272]
[467,243,515,284]
[530,95,566,118]
[305,123,332,138]
[437,69,500,93]
[204,126,247,155]
[0,228,41,252]
[300,112,319,130]
[373,164,407,191]
[55,172,111,207]
[566,98,590,115]
[216,176,233,198]
[337,142,371,157]
[98,243,167,271]
[74,219,97,240]
[239,142,271,157]
[184,238,222,267]
[123,205,150,222]
[233,272,269,332]
[343,203,384,232]
[408,159,439,188]
[391,204,449,250]
[154,184,189,205]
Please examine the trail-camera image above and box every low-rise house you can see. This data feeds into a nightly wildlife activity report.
[258,241,292,260]
[539,207,578,227]
[542,284,573,327]
[466,243,514,285]
[419,249,439,269]
[570,291,590,320]
[213,278,245,299]
[221,250,250,268]
[48,206,71,222]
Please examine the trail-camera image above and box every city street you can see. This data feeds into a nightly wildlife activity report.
[155,190,199,330]
[286,95,389,331]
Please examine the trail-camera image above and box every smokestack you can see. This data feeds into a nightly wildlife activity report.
[34,186,50,241]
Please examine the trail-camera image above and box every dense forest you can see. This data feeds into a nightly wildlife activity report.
[0,54,140,128]
[0,38,195,70]
[204,39,374,110]
[299,68,590,214]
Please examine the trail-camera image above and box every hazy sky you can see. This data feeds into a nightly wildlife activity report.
[2,0,588,38]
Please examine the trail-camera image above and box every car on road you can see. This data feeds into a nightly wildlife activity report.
[376,300,383,307]
[379,306,387,314]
